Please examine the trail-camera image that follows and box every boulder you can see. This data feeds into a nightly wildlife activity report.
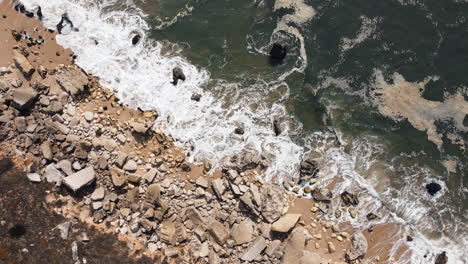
[12,87,38,110]
[91,187,105,200]
[208,220,229,245]
[269,43,287,63]
[0,79,9,92]
[55,65,88,96]
[27,173,41,183]
[171,66,186,85]
[341,191,359,206]
[273,119,281,136]
[261,184,285,223]
[240,237,268,261]
[426,182,442,196]
[111,168,126,187]
[63,167,96,192]
[131,34,141,45]
[345,232,368,261]
[272,214,301,233]
[231,219,253,245]
[41,141,53,160]
[123,159,138,172]
[211,178,225,199]
[145,184,161,204]
[299,157,319,181]
[191,93,201,101]
[435,252,448,264]
[114,152,128,168]
[13,50,34,77]
[282,226,306,264]
[312,188,332,202]
[44,164,64,185]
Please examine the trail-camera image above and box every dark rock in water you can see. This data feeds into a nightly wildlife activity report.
[131,34,141,45]
[341,191,359,206]
[37,7,43,20]
[406,235,413,242]
[426,182,442,196]
[435,252,448,264]
[299,157,319,181]
[234,125,245,135]
[463,114,468,127]
[14,4,26,13]
[366,212,379,221]
[269,43,287,63]
[273,119,281,136]
[171,66,186,85]
[191,93,201,102]
[57,13,75,34]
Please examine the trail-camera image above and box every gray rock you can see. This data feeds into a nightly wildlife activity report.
[71,241,79,262]
[13,50,35,77]
[55,65,88,96]
[208,220,229,245]
[91,187,105,200]
[261,184,285,223]
[14,117,27,132]
[240,237,268,261]
[211,178,225,199]
[114,152,128,168]
[47,101,63,114]
[131,121,151,134]
[145,184,161,204]
[63,167,96,192]
[265,240,281,257]
[83,111,94,122]
[195,176,209,188]
[123,159,137,172]
[231,219,253,245]
[116,134,126,144]
[312,188,332,202]
[346,232,368,261]
[272,214,301,233]
[27,173,41,183]
[41,141,53,160]
[164,247,178,257]
[44,164,64,185]
[0,66,12,76]
[72,161,82,171]
[282,226,306,264]
[0,79,9,92]
[110,167,126,187]
[208,250,219,264]
[56,221,72,240]
[92,201,103,210]
[57,160,73,176]
[12,87,38,110]
[143,168,157,183]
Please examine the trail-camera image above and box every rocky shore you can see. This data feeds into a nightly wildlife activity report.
[0,1,426,264]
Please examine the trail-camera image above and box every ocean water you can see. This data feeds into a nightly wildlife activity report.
[18,0,468,263]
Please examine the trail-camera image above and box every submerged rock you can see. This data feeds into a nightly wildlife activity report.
[269,43,287,63]
[426,182,442,196]
[435,251,448,264]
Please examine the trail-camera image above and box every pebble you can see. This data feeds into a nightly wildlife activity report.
[327,241,336,253]
[83,111,94,122]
